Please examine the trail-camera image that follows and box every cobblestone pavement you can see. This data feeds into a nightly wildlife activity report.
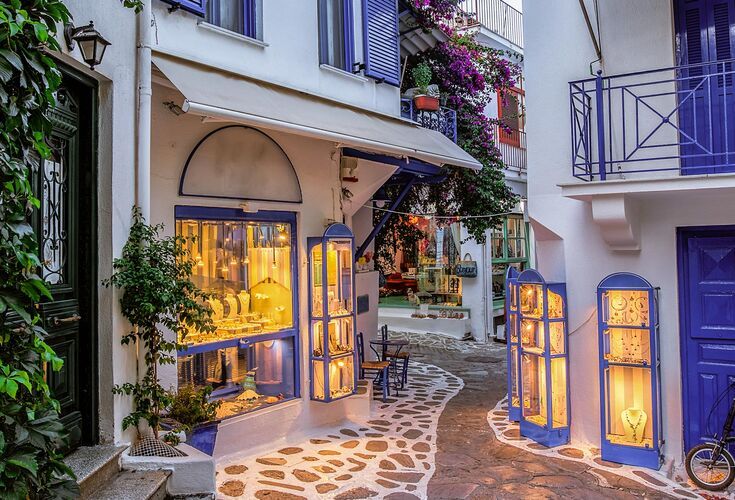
[402,337,679,499]
[216,362,463,499]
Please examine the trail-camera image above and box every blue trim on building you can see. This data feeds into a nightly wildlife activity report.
[505,266,521,422]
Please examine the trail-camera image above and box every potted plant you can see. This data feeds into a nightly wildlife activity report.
[163,385,222,456]
[105,207,215,456]
[411,62,440,111]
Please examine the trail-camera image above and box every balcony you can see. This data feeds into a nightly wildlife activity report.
[564,59,735,251]
[454,0,523,49]
[569,59,735,181]
[401,98,457,143]
[496,125,526,174]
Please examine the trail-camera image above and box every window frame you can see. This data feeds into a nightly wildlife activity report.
[206,0,259,40]
[498,85,526,148]
[174,205,301,400]
[318,0,356,72]
[491,215,530,303]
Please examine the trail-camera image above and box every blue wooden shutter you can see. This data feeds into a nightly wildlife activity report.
[160,0,207,17]
[362,0,401,86]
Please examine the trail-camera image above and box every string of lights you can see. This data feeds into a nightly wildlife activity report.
[365,204,514,220]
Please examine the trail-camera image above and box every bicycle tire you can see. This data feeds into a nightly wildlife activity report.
[685,443,735,491]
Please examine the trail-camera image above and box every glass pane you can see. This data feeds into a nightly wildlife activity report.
[319,0,346,69]
[41,138,68,285]
[313,317,354,357]
[208,0,244,34]
[311,244,324,317]
[510,345,520,408]
[177,337,296,418]
[520,284,543,318]
[605,365,653,447]
[312,320,325,357]
[312,359,326,400]
[548,290,564,319]
[509,282,518,310]
[508,239,527,259]
[521,319,544,353]
[492,234,504,259]
[603,290,650,327]
[329,356,355,399]
[508,312,518,343]
[327,239,353,315]
[176,219,294,346]
[522,353,547,427]
[551,357,568,428]
[549,322,565,355]
[604,328,651,365]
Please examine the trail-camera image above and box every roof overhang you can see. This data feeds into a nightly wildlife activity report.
[152,52,481,171]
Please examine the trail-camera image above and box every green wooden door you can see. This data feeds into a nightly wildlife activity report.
[33,70,98,450]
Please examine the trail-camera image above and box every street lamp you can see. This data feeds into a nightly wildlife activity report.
[64,22,111,70]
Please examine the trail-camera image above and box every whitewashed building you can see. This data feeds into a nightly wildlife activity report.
[49,0,478,495]
[524,0,735,471]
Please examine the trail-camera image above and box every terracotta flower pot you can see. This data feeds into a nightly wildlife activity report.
[413,95,440,112]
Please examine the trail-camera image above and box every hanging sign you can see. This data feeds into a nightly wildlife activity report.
[454,253,478,278]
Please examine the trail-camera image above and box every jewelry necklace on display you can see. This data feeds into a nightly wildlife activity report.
[624,411,644,442]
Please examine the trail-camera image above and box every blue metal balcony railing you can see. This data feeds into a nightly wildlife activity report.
[570,59,735,181]
[401,98,458,143]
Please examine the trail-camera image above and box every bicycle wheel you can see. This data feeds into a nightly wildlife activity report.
[685,443,735,491]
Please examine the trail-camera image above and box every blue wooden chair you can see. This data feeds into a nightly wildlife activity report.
[356,332,390,402]
[382,325,410,389]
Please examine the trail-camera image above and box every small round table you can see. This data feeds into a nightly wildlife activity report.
[369,339,409,395]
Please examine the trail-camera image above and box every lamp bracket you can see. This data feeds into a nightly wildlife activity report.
[64,21,94,51]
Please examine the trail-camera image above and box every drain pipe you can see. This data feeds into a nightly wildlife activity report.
[137,0,152,220]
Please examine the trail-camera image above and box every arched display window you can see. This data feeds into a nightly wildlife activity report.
[517,269,570,447]
[597,272,662,469]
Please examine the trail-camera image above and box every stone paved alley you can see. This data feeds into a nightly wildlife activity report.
[216,333,714,499]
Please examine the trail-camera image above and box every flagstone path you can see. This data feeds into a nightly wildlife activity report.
[216,362,464,499]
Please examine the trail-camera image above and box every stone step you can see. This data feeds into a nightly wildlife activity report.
[64,444,127,498]
[91,469,170,500]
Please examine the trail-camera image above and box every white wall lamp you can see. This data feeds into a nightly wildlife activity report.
[64,21,111,70]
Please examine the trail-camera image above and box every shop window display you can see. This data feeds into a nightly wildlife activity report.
[505,267,521,421]
[492,216,530,305]
[597,273,662,469]
[517,269,570,447]
[308,224,358,402]
[174,207,298,418]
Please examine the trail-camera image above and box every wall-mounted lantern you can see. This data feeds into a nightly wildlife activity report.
[64,21,110,70]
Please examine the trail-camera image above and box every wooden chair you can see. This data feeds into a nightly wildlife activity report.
[381,324,410,390]
[356,332,390,402]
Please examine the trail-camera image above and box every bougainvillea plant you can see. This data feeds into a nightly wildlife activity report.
[376,3,522,273]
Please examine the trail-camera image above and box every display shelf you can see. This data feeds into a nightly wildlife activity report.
[517,269,569,447]
[308,223,358,402]
[597,273,662,470]
[505,267,521,421]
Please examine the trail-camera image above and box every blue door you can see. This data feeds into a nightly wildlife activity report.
[676,0,735,174]
[679,227,735,452]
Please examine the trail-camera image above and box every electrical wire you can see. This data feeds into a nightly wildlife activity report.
[366,204,514,220]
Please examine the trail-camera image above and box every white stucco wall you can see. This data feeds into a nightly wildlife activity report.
[523,0,729,466]
[151,1,400,117]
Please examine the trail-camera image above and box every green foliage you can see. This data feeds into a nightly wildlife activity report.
[411,62,432,94]
[121,0,144,13]
[166,385,221,428]
[0,0,84,497]
[105,208,215,440]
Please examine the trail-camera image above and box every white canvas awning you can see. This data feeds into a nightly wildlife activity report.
[152,53,481,171]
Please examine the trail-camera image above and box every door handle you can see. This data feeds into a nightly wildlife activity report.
[52,314,82,327]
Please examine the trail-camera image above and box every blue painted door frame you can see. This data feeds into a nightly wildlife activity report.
[678,226,735,453]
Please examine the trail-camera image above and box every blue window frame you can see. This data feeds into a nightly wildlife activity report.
[318,0,355,72]
[206,0,260,40]
[174,206,300,417]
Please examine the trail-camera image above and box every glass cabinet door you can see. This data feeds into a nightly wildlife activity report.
[326,239,353,317]
[522,353,547,427]
[311,245,324,318]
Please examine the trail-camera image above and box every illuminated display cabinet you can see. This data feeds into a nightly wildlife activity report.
[517,269,570,447]
[597,273,662,469]
[308,224,358,402]
[505,267,521,421]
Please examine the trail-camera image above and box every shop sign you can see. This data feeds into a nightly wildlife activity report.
[455,254,478,278]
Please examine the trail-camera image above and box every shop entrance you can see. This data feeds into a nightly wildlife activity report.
[34,67,99,450]
[678,226,735,452]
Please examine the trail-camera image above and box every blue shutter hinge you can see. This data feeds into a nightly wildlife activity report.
[167,2,181,13]
[352,62,365,74]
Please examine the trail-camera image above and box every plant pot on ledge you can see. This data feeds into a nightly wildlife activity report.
[413,94,440,112]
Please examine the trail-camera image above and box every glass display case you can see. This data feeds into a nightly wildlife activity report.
[506,266,521,421]
[517,269,570,447]
[308,223,358,402]
[597,273,662,469]
[174,206,299,418]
